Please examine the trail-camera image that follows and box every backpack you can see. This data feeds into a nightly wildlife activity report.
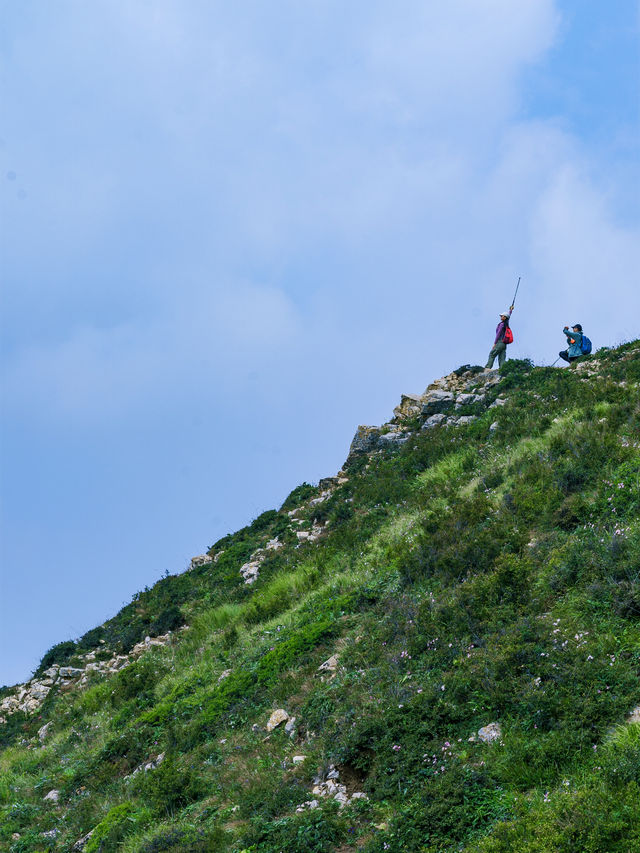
[503,327,514,345]
[580,335,592,354]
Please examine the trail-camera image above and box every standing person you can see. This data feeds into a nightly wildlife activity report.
[559,324,584,363]
[485,306,514,370]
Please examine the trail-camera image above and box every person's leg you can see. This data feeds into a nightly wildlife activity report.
[485,341,507,370]
[559,350,570,363]
[497,341,507,367]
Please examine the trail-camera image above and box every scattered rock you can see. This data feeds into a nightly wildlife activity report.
[266,709,289,732]
[478,722,502,744]
[38,722,52,743]
[284,717,297,738]
[318,655,339,673]
[303,765,368,810]
[240,559,262,584]
[489,421,499,432]
[628,706,640,724]
[218,669,232,682]
[42,829,59,839]
[190,554,211,569]
[43,789,60,803]
[125,752,165,780]
[72,830,94,851]
[292,755,306,764]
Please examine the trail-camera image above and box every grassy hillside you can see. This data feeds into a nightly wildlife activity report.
[2,341,640,853]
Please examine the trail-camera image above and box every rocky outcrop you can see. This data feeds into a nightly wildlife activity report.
[297,764,368,812]
[346,367,502,464]
[0,631,179,723]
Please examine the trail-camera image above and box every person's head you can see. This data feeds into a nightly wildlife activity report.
[500,311,509,320]
[572,323,583,332]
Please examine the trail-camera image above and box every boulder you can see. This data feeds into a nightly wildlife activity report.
[29,683,51,701]
[455,393,483,409]
[58,667,84,679]
[266,709,289,732]
[285,716,297,737]
[393,393,425,421]
[378,431,409,446]
[240,560,262,584]
[38,722,52,743]
[190,554,211,570]
[478,722,502,744]
[318,655,339,673]
[421,413,446,430]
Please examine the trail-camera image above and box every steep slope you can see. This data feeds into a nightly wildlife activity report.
[1,342,640,853]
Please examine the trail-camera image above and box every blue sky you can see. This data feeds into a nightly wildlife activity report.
[1,0,639,686]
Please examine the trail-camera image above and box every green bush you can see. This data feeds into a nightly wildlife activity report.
[85,802,137,852]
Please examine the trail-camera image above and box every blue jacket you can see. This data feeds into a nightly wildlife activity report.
[563,327,583,358]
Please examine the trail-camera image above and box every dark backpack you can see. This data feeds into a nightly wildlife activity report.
[580,335,592,354]
[503,327,514,345]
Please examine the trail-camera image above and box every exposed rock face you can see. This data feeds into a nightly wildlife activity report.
[349,425,383,455]
[421,390,456,416]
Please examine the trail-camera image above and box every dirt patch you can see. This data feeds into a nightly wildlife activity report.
[336,762,367,796]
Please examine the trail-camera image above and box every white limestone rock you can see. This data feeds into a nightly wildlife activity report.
[266,709,289,732]
[478,722,502,744]
[422,413,446,430]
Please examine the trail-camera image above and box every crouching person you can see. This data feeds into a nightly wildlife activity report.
[559,324,585,363]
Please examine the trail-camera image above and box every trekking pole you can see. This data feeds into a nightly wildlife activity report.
[551,357,561,367]
[511,276,521,308]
